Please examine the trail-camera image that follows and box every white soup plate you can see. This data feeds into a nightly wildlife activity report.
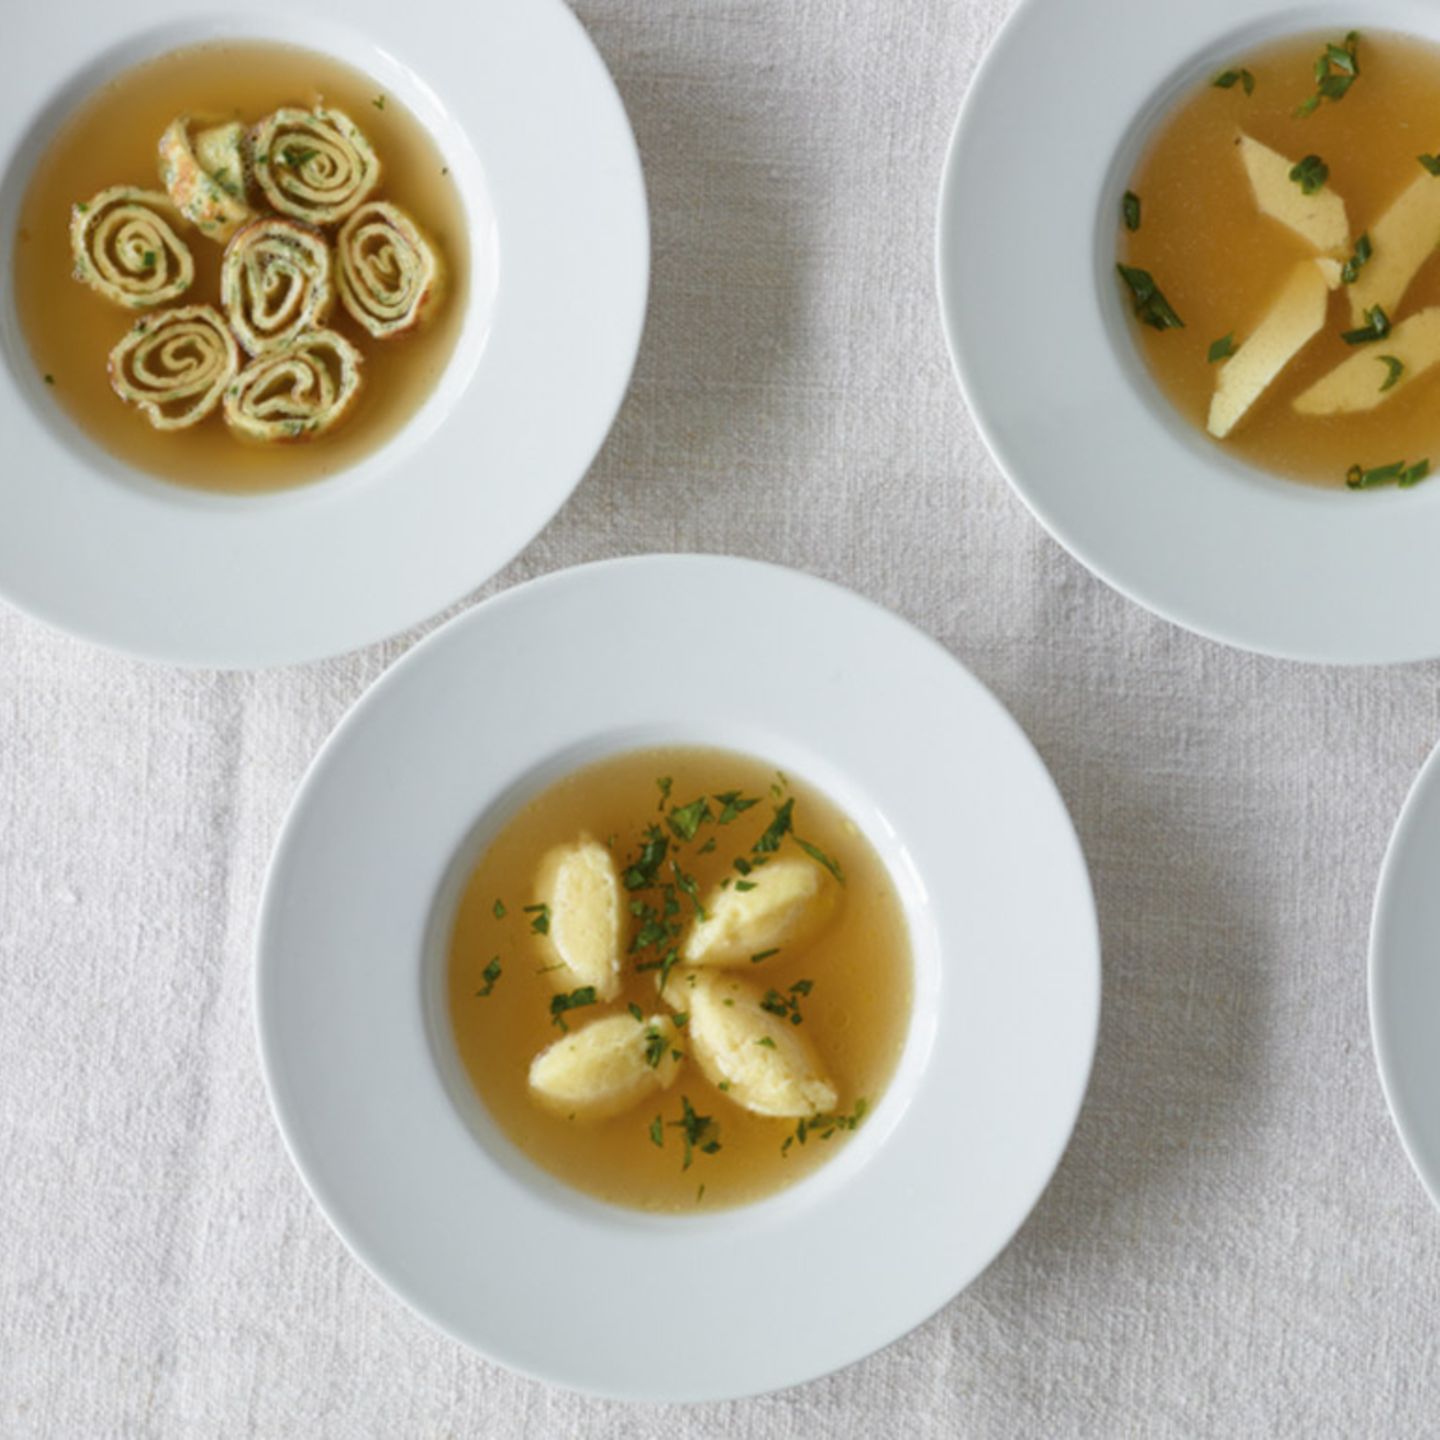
[0,0,647,666]
[255,555,1101,1401]
[1370,736,1440,1213]
[938,0,1440,664]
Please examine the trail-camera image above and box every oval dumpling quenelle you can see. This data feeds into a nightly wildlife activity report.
[528,1013,681,1120]
[666,970,837,1118]
[107,304,240,430]
[70,187,194,309]
[222,328,363,442]
[250,106,380,225]
[158,116,256,242]
[336,201,442,338]
[681,855,837,967]
[536,838,624,1002]
[221,217,334,356]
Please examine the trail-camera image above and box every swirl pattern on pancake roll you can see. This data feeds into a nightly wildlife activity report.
[70,187,195,308]
[221,217,334,356]
[158,116,256,242]
[223,328,363,442]
[335,200,441,338]
[107,304,240,430]
[249,107,380,225]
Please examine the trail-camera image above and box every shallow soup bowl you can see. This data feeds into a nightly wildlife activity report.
[255,555,1101,1401]
[0,0,647,666]
[938,0,1440,664]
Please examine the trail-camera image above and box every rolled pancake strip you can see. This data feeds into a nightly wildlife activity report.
[221,217,335,356]
[107,304,239,430]
[250,107,380,225]
[158,116,256,242]
[335,200,442,338]
[222,328,364,443]
[70,187,194,309]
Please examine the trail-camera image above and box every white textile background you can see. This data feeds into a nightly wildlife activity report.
[3,1,1439,1434]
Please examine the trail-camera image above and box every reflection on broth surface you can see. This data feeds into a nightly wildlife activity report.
[1118,30,1440,488]
[447,747,913,1213]
[13,40,469,492]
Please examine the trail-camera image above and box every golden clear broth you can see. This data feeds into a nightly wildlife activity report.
[446,747,913,1213]
[1120,29,1440,487]
[13,41,468,493]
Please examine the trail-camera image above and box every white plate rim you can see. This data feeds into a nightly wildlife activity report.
[254,554,1101,1401]
[0,0,648,667]
[1369,734,1440,1212]
[937,0,1440,665]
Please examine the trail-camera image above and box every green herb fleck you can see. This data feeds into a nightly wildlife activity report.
[628,1002,644,1022]
[1115,263,1185,331]
[523,901,551,935]
[1376,354,1405,391]
[623,826,669,890]
[1346,457,1431,490]
[734,880,757,892]
[753,798,795,854]
[281,145,319,168]
[1288,154,1329,195]
[667,797,713,841]
[549,986,597,1031]
[42,373,54,386]
[795,837,846,884]
[1341,233,1372,285]
[492,898,507,919]
[1341,305,1390,345]
[1207,332,1238,364]
[372,94,386,110]
[755,1035,777,1049]
[476,957,501,998]
[649,1114,664,1148]
[669,1096,720,1170]
[1421,155,1440,176]
[750,948,780,965]
[1121,190,1141,232]
[1212,67,1255,95]
[714,790,759,824]
[642,1025,668,1069]
[1296,31,1360,116]
[656,776,673,810]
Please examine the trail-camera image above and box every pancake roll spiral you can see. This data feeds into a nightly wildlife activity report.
[223,328,364,442]
[70,187,194,308]
[335,200,441,338]
[158,116,256,242]
[250,107,380,225]
[221,217,334,356]
[107,304,240,430]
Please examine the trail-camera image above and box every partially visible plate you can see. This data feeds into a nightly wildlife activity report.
[0,0,647,666]
[937,0,1440,664]
[256,555,1100,1400]
[1370,737,1440,1212]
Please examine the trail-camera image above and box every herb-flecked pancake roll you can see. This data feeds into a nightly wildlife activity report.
[223,327,363,442]
[107,304,240,430]
[70,187,194,308]
[335,200,441,338]
[221,217,334,356]
[158,115,256,241]
[250,107,380,225]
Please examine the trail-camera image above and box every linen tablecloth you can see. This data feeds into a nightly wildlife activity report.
[3,1,1438,1433]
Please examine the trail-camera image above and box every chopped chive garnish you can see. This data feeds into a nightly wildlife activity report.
[1341,233,1372,285]
[476,957,501,998]
[1121,190,1141,232]
[1376,355,1405,391]
[1212,67,1255,95]
[649,1114,664,1148]
[750,948,780,964]
[1346,458,1430,490]
[523,902,551,935]
[1421,155,1440,176]
[1296,31,1360,116]
[1341,305,1390,345]
[1115,263,1185,330]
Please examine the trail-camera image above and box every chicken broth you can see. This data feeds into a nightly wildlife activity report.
[1118,29,1440,488]
[446,747,913,1213]
[12,40,468,492]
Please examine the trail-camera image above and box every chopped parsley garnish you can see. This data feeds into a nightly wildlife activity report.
[372,94,386,110]
[671,1011,688,1028]
[1288,154,1328,195]
[697,836,717,855]
[642,1025,668,1068]
[760,979,814,1026]
[142,249,156,268]
[1341,233,1372,285]
[476,957,501,998]
[734,880,757,892]
[1421,154,1440,176]
[623,826,669,890]
[1346,458,1430,490]
[1341,305,1390,345]
[713,790,759,824]
[667,797,712,841]
[648,1115,664,1148]
[753,798,795,854]
[281,145,318,167]
[656,775,673,810]
[1212,67,1255,95]
[1207,333,1238,364]
[755,1035,777,1049]
[1295,32,1360,117]
[628,1002,644,1022]
[669,1096,720,1169]
[492,898,507,919]
[780,1098,869,1156]
[670,860,706,918]
[523,902,551,935]
[549,986,597,1031]
[1376,355,1405,392]
[1115,264,1184,331]
[796,837,845,884]
[750,948,780,965]
[1121,190,1141,232]
[42,373,54,386]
